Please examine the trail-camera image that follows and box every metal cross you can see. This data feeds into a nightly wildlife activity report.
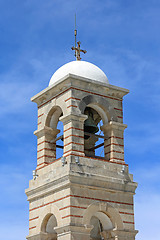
[71,41,87,61]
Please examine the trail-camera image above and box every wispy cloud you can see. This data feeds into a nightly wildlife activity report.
[0,223,28,240]
[0,164,31,240]
[125,121,160,155]
[132,163,160,239]
[135,192,160,239]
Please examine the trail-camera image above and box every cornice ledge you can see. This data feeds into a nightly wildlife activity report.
[68,172,137,194]
[25,175,70,201]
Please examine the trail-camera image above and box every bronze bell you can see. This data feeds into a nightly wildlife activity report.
[84,107,99,139]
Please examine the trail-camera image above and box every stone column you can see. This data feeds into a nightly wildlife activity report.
[34,126,60,169]
[101,121,127,163]
[60,114,87,158]
[55,225,93,240]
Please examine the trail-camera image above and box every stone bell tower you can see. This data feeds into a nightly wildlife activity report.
[25,58,138,239]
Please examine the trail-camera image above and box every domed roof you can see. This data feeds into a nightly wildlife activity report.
[49,61,109,86]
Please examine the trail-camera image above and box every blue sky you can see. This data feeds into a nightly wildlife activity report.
[0,0,160,239]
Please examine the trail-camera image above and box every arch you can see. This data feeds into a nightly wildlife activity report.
[83,201,123,230]
[79,95,117,124]
[36,204,62,233]
[41,213,57,233]
[45,106,63,129]
[90,213,114,239]
[91,212,113,231]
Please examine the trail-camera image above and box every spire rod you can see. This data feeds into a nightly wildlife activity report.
[74,14,77,57]
[71,14,87,61]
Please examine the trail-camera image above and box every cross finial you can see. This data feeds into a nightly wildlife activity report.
[71,41,87,60]
[71,14,87,61]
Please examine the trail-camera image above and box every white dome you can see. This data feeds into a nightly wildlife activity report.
[49,61,109,86]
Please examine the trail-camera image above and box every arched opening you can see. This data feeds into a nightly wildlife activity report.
[45,106,64,160]
[90,212,114,240]
[56,120,64,159]
[79,95,117,160]
[84,106,107,159]
[41,213,57,240]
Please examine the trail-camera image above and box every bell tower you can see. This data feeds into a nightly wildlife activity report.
[25,59,138,240]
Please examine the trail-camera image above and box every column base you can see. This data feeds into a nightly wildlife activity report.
[55,224,93,240]
[26,232,57,240]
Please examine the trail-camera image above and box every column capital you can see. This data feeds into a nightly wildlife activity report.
[112,229,138,238]
[34,126,60,138]
[60,113,87,124]
[101,121,127,133]
[55,224,93,235]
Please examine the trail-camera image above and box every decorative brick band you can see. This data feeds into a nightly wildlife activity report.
[114,108,123,111]
[123,221,135,224]
[37,155,54,160]
[119,212,134,216]
[37,148,56,153]
[64,153,84,158]
[29,217,39,221]
[38,113,44,118]
[109,136,123,140]
[65,97,81,102]
[117,116,123,119]
[110,160,127,165]
[64,142,84,147]
[110,157,124,161]
[37,162,49,167]
[67,105,77,108]
[37,141,51,146]
[59,205,87,211]
[38,122,42,125]
[64,149,84,155]
[64,127,83,133]
[65,134,84,140]
[105,150,124,154]
[29,226,36,230]
[62,214,83,219]
[29,194,132,212]
[104,143,124,148]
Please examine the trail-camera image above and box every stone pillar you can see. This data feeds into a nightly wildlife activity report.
[101,121,127,163]
[60,114,87,158]
[34,126,60,169]
[55,225,93,240]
